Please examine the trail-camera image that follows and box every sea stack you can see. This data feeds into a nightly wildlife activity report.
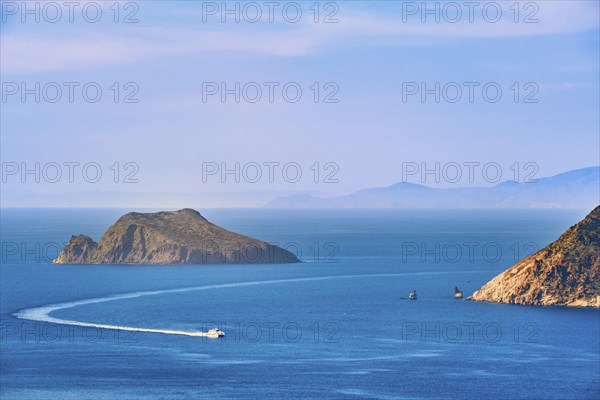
[471,206,600,307]
[53,209,300,265]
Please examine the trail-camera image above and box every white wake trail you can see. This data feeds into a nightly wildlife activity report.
[14,272,470,337]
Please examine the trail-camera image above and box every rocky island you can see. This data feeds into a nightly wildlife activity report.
[471,206,600,307]
[53,209,300,264]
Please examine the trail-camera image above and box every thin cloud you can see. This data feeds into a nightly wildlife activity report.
[2,1,598,74]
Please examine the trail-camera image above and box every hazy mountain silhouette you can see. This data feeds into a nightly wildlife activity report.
[265,167,599,209]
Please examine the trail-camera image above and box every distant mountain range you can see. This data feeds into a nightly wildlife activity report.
[265,167,599,209]
[2,167,597,209]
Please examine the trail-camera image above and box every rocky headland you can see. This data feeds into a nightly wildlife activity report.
[471,206,600,307]
[53,209,300,265]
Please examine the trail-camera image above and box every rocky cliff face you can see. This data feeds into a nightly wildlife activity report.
[54,235,97,264]
[471,206,600,307]
[53,209,300,265]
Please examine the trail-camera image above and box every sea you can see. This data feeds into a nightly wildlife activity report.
[1,208,598,400]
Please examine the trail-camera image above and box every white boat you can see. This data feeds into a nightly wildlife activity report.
[207,328,225,338]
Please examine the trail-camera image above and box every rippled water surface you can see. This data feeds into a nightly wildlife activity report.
[1,208,598,399]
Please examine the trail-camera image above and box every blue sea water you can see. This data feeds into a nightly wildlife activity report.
[1,208,599,400]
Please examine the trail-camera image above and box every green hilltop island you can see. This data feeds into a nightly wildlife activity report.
[53,209,300,265]
[471,206,600,307]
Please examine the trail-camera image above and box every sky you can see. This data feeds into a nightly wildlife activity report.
[1,0,599,206]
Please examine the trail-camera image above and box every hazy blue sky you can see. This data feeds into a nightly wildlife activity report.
[1,0,599,205]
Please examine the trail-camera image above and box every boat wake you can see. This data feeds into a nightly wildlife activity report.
[14,271,474,338]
